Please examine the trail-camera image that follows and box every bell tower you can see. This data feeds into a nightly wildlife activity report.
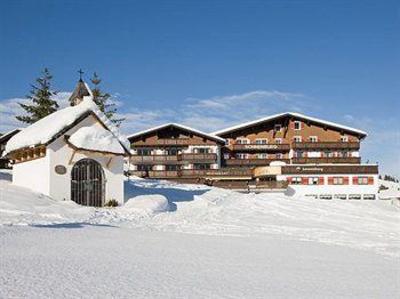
[68,69,92,106]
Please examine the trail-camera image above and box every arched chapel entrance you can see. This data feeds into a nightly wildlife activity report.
[71,159,105,207]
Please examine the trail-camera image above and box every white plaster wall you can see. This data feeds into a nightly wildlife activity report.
[12,153,50,196]
[46,114,125,205]
[307,151,321,158]
[284,174,379,197]
[351,151,360,157]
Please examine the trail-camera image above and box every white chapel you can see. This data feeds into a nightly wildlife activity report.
[3,80,130,206]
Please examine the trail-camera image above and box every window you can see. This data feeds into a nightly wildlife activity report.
[349,194,361,200]
[363,194,376,200]
[274,124,282,132]
[357,177,369,185]
[166,165,178,171]
[194,163,211,170]
[324,151,334,158]
[236,139,249,144]
[276,153,283,159]
[294,121,301,130]
[309,136,318,143]
[275,138,282,144]
[308,177,319,185]
[257,153,268,159]
[333,177,344,185]
[166,148,178,155]
[319,194,333,200]
[295,151,304,158]
[255,138,268,144]
[293,136,302,143]
[236,153,248,159]
[291,177,302,185]
[137,149,152,156]
[194,147,210,154]
[137,164,152,171]
[334,194,347,200]
[340,135,349,142]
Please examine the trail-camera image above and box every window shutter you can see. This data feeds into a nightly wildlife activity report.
[352,177,358,185]
[343,177,349,185]
[368,177,374,185]
[328,177,334,185]
[301,177,308,185]
[304,151,308,157]
[290,122,295,129]
[287,177,292,183]
[301,122,304,129]
[318,177,324,185]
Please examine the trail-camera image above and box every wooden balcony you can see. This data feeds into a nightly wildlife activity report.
[204,168,254,177]
[231,143,290,151]
[131,153,217,164]
[225,159,290,166]
[130,155,178,163]
[292,142,360,150]
[148,170,179,178]
[133,139,210,146]
[179,153,217,162]
[292,157,361,164]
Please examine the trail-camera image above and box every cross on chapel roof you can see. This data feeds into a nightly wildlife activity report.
[68,70,92,106]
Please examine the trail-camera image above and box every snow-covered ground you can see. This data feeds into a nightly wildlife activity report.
[1,170,399,298]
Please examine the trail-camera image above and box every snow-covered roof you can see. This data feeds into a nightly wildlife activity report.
[212,112,367,137]
[4,94,130,155]
[0,128,22,144]
[68,126,126,155]
[127,123,226,144]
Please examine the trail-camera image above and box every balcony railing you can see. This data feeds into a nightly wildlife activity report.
[131,155,178,163]
[131,153,217,164]
[204,168,254,177]
[133,139,211,146]
[225,159,290,166]
[292,157,361,164]
[178,153,217,161]
[231,143,290,151]
[292,142,360,150]
[148,170,179,178]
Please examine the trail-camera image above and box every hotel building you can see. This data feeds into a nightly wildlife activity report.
[128,113,379,199]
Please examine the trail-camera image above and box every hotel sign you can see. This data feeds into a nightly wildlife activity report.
[282,165,378,175]
[240,144,281,150]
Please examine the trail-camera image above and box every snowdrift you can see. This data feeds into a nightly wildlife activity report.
[1,171,399,257]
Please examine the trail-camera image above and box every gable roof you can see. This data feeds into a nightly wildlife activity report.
[4,94,130,156]
[0,128,22,144]
[212,112,367,138]
[127,123,226,144]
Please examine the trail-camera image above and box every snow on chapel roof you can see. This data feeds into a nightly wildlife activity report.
[5,89,130,155]
[212,112,367,137]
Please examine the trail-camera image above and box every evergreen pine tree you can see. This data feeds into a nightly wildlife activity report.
[16,68,59,124]
[91,72,124,127]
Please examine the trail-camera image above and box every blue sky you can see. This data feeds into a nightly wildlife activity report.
[0,0,399,176]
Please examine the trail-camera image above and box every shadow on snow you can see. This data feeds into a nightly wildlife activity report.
[124,179,209,211]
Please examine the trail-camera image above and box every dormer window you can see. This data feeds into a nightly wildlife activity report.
[294,121,302,130]
[340,135,348,142]
[309,136,318,143]
[275,138,282,144]
[274,124,282,132]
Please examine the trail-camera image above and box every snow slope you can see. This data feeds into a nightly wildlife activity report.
[1,226,398,299]
[1,171,399,257]
[1,171,399,298]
